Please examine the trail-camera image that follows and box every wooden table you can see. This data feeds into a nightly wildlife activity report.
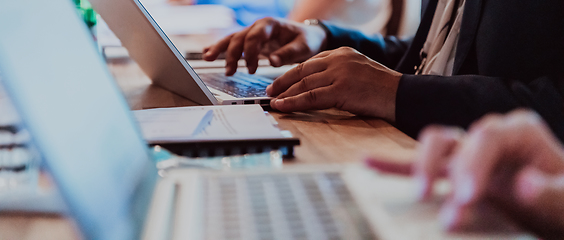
[109,56,418,164]
[0,36,417,240]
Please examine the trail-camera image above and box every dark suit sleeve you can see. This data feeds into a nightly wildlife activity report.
[321,21,412,69]
[395,74,564,142]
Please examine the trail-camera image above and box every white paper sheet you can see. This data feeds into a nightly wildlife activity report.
[133,105,284,142]
[0,82,20,126]
[133,106,209,141]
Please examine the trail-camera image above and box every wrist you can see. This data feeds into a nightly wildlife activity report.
[384,73,401,123]
[303,19,329,52]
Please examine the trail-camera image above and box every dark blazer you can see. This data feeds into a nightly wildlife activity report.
[321,0,564,142]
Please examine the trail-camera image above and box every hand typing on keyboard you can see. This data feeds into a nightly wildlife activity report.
[203,18,327,76]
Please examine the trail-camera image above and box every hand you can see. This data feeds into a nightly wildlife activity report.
[203,17,327,76]
[267,47,402,122]
[366,110,564,238]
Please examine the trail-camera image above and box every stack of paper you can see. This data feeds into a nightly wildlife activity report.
[133,105,285,143]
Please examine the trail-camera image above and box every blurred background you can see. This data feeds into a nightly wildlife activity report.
[95,0,421,62]
[161,0,420,37]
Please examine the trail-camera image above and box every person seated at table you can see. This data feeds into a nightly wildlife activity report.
[167,0,420,37]
[167,0,294,26]
[202,0,564,142]
[287,0,420,37]
[366,109,564,239]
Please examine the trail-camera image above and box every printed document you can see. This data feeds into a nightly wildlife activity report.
[133,105,284,142]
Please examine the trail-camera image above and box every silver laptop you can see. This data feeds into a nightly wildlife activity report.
[89,0,274,106]
[0,1,379,239]
[0,1,528,239]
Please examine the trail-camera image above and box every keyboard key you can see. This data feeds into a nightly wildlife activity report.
[199,72,271,98]
[203,172,376,240]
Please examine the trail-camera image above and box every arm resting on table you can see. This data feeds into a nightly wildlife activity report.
[395,74,564,142]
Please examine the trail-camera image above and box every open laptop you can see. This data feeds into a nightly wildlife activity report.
[0,1,378,239]
[0,1,529,239]
[89,0,274,106]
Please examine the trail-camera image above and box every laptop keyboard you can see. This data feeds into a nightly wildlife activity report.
[203,172,376,240]
[199,72,272,98]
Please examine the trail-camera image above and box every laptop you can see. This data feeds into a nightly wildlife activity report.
[0,1,528,239]
[89,0,274,106]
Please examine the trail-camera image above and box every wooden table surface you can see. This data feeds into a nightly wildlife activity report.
[0,35,417,239]
[109,56,418,164]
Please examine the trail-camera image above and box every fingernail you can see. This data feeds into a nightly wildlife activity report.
[225,65,233,76]
[249,66,257,74]
[415,175,429,201]
[441,204,475,231]
[274,98,284,107]
[203,53,213,61]
[266,85,273,96]
[515,168,546,206]
[439,204,459,230]
[270,55,281,67]
[453,175,474,204]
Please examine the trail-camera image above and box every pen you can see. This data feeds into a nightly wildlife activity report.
[191,110,214,137]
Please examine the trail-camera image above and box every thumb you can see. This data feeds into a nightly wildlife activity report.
[269,38,309,67]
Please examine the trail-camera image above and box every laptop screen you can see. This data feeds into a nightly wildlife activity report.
[0,0,156,239]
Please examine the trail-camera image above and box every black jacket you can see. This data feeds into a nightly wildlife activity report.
[322,0,564,141]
